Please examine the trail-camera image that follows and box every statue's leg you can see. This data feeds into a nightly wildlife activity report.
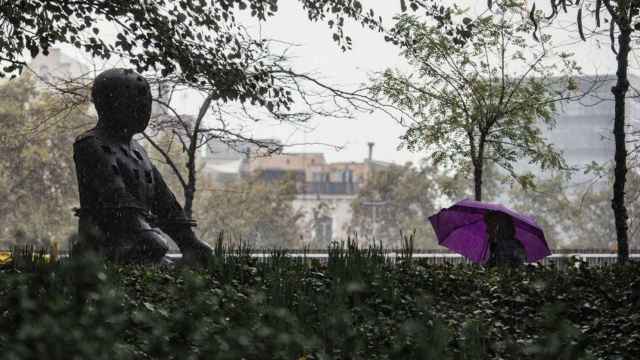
[74,216,108,257]
[112,229,169,264]
[133,232,169,263]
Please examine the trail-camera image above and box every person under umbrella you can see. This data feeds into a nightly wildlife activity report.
[428,199,551,265]
[484,210,526,267]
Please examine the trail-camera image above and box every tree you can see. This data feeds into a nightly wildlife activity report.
[141,46,389,219]
[0,1,484,121]
[0,74,92,249]
[522,0,640,264]
[144,90,219,220]
[0,1,452,101]
[1,1,379,79]
[196,175,303,248]
[372,3,582,201]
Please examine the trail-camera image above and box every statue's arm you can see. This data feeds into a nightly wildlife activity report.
[150,166,213,263]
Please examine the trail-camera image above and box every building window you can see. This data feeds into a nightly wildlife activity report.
[315,216,333,243]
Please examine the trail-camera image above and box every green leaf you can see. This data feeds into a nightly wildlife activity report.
[143,302,156,311]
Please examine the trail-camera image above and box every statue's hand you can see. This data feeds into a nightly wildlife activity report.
[100,215,170,263]
[171,229,213,266]
[181,240,214,266]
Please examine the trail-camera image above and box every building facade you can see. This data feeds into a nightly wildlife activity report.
[201,138,282,184]
[513,74,640,189]
[202,140,389,246]
[245,152,373,245]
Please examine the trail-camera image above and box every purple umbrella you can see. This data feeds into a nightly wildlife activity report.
[428,199,551,264]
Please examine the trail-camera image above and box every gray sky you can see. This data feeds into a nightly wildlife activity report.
[55,1,623,165]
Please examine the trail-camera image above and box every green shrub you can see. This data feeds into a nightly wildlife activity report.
[0,247,637,359]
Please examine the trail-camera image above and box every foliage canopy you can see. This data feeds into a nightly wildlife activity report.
[0,74,91,248]
[1,1,386,108]
[373,4,581,200]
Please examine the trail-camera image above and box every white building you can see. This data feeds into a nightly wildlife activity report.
[201,138,282,184]
[514,74,640,189]
[29,48,90,84]
[202,140,391,247]
[293,193,357,245]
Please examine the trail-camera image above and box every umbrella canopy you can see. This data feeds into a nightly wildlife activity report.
[428,199,551,264]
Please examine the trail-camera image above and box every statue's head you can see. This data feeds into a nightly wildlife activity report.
[92,68,152,136]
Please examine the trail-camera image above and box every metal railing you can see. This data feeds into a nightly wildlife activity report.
[163,250,640,267]
[2,249,638,268]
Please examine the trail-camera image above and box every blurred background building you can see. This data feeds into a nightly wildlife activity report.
[514,74,640,190]
[203,140,391,245]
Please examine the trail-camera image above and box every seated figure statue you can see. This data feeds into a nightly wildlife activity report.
[73,68,213,264]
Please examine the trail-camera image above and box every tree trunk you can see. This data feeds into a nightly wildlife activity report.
[184,185,195,220]
[184,148,197,220]
[473,139,486,202]
[183,94,214,220]
[611,22,631,264]
[474,162,483,202]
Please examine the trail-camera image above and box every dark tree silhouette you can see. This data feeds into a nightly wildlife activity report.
[521,0,640,263]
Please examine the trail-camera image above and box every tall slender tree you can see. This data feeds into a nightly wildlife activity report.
[522,0,640,262]
[373,3,582,201]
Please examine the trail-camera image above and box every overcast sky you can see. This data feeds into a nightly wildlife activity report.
[55,1,626,165]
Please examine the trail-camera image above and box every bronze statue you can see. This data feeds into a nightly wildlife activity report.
[73,68,212,264]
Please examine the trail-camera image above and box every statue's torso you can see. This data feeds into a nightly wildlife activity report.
[75,128,157,211]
